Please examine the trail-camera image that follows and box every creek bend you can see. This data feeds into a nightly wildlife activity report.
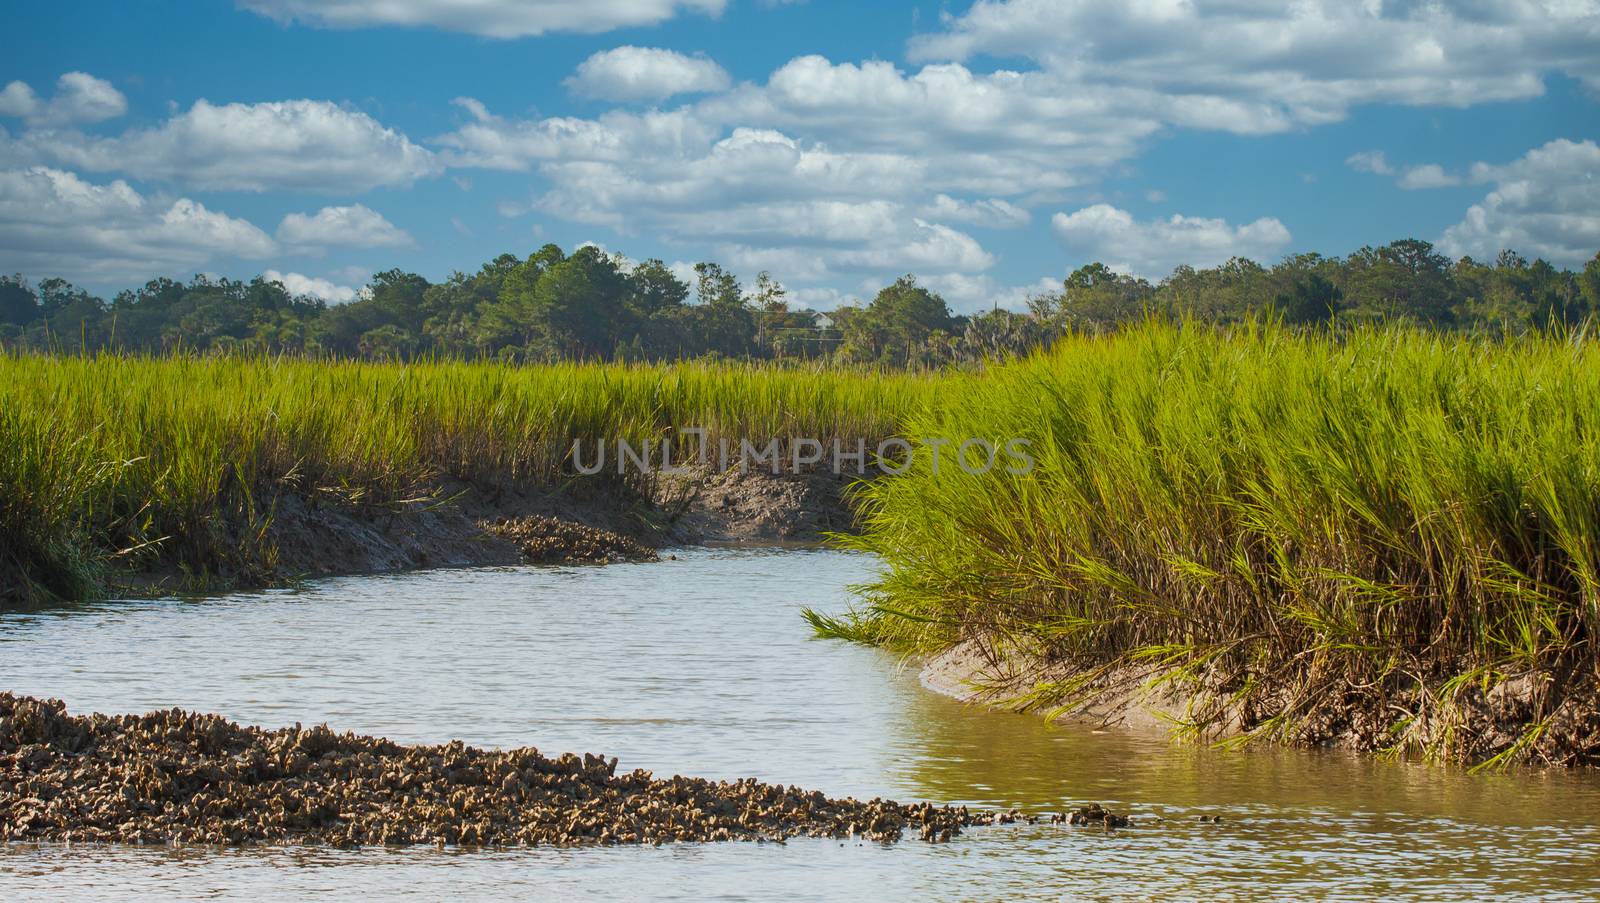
[3,548,1599,900]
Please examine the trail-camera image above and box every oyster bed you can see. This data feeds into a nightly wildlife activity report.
[0,695,1006,848]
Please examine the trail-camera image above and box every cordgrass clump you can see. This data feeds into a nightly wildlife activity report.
[830,322,1600,766]
[0,354,937,604]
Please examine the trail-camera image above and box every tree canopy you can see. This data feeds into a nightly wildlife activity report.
[3,239,1597,366]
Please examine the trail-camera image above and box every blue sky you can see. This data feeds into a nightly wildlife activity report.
[2,1,1597,310]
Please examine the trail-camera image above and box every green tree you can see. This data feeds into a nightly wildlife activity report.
[1272,272,1343,324]
[1035,263,1154,330]
[841,275,952,365]
[0,275,39,326]
[691,262,755,356]
[1344,239,1457,324]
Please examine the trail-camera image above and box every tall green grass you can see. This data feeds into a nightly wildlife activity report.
[833,322,1600,765]
[0,354,938,604]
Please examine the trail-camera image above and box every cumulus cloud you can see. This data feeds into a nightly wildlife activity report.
[1051,204,1292,279]
[919,194,1030,228]
[422,6,1595,301]
[0,73,127,127]
[920,272,1061,312]
[727,56,1156,193]
[1396,164,1462,190]
[1349,151,1465,189]
[1439,138,1600,267]
[239,0,726,37]
[0,166,275,281]
[276,204,414,249]
[434,57,1162,291]
[437,99,722,171]
[261,269,361,304]
[911,0,1600,130]
[6,98,438,193]
[566,47,731,103]
[444,59,1156,194]
[444,112,994,282]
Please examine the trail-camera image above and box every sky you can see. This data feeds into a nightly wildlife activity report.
[1,1,1597,312]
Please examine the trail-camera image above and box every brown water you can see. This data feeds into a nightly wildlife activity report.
[2,548,1598,900]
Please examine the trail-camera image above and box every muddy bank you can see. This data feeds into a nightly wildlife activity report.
[921,637,1600,767]
[0,695,1010,848]
[656,466,862,544]
[116,467,863,598]
[920,640,1197,737]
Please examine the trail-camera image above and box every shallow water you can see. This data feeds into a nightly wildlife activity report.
[2,548,1598,900]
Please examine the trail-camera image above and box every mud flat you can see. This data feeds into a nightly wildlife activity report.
[0,694,1012,848]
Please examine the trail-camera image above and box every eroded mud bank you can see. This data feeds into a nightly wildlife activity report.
[920,638,1600,767]
[115,467,865,598]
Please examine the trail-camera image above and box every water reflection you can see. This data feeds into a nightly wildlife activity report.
[2,548,1598,900]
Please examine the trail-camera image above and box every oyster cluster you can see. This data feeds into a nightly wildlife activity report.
[1049,803,1131,828]
[483,516,657,565]
[0,695,996,848]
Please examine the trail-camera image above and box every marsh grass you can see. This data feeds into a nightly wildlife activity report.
[0,353,935,604]
[830,321,1600,765]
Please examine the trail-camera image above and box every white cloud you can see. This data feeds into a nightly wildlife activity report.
[6,99,438,193]
[443,58,1157,193]
[427,8,1598,302]
[919,194,1030,228]
[328,264,373,285]
[1346,150,1394,176]
[277,204,414,249]
[730,56,1156,191]
[0,166,275,281]
[261,269,361,304]
[566,47,731,103]
[437,58,1161,293]
[1397,164,1462,190]
[921,272,1060,312]
[787,285,861,311]
[449,116,994,283]
[437,100,721,172]
[911,1,1600,130]
[1439,138,1600,267]
[0,85,34,121]
[0,73,126,127]
[1350,151,1465,189]
[239,0,727,37]
[1051,204,1292,279]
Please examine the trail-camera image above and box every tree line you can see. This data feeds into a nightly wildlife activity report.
[3,238,1598,367]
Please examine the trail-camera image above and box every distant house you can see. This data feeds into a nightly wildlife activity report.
[809,311,835,330]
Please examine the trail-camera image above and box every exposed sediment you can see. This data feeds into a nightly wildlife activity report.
[921,637,1600,767]
[482,515,657,565]
[0,695,1012,848]
[111,467,864,599]
[920,640,1197,737]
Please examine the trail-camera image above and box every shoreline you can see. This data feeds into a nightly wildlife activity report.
[915,636,1599,768]
[918,639,1209,739]
[100,466,866,601]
